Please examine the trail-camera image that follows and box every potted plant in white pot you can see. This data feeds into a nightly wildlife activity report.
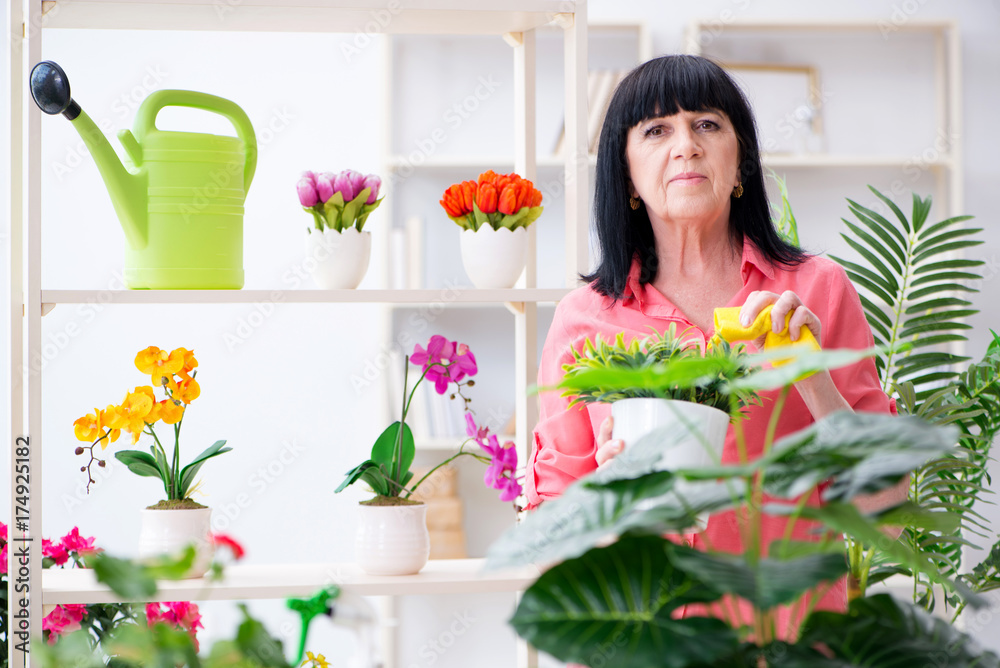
[557,326,759,528]
[335,334,523,575]
[439,170,544,289]
[296,169,383,289]
[73,346,231,578]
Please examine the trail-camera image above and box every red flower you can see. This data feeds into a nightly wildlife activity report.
[477,183,498,214]
[42,538,69,566]
[60,527,97,555]
[211,533,246,560]
[147,601,204,651]
[43,604,87,643]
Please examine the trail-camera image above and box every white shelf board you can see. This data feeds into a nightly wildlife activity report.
[690,18,955,33]
[386,154,597,171]
[43,558,541,604]
[40,288,572,306]
[764,154,953,169]
[387,153,952,172]
[40,0,569,34]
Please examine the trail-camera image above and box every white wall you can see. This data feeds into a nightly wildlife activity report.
[4,1,1000,666]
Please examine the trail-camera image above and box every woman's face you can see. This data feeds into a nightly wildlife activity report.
[625,108,741,229]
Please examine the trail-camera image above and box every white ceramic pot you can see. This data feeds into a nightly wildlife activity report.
[137,507,214,578]
[356,503,430,575]
[459,226,528,289]
[306,227,371,289]
[611,398,730,532]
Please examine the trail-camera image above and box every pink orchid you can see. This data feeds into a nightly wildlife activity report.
[43,604,87,643]
[411,336,478,395]
[465,413,490,447]
[481,435,521,502]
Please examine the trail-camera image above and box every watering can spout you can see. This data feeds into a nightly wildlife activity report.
[72,109,148,250]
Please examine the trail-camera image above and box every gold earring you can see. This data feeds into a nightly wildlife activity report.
[629,196,641,210]
[732,182,744,199]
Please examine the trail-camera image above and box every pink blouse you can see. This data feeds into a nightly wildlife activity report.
[528,242,894,626]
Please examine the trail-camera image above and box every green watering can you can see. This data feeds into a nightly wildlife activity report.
[30,61,256,289]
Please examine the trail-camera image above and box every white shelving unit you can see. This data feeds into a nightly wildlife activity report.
[684,19,962,218]
[6,2,589,667]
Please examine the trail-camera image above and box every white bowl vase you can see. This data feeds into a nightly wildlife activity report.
[306,227,371,289]
[612,398,729,532]
[137,507,215,578]
[356,503,430,575]
[459,226,528,289]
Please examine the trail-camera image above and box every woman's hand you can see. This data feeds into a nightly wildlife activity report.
[740,290,850,419]
[739,289,823,348]
[595,417,624,469]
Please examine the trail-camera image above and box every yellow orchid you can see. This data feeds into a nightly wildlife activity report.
[174,347,199,381]
[99,405,125,445]
[301,653,330,668]
[120,388,154,444]
[175,378,201,404]
[157,398,185,424]
[73,410,103,442]
[75,345,230,501]
[136,345,185,387]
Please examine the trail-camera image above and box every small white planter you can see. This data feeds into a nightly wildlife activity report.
[306,227,371,289]
[137,507,214,579]
[612,398,730,532]
[356,503,430,576]
[459,226,528,290]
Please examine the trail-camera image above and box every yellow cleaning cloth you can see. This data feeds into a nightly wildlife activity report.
[711,305,820,367]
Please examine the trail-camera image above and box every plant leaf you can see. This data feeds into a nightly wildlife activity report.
[115,450,165,479]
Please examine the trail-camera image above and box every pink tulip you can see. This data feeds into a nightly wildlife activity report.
[346,170,367,196]
[362,174,382,204]
[334,171,357,203]
[296,178,319,207]
[316,173,335,203]
[300,170,318,186]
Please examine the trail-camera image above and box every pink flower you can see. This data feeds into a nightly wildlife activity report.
[60,527,97,555]
[147,601,204,651]
[316,172,335,203]
[362,174,382,204]
[481,436,522,502]
[0,520,7,543]
[333,170,358,203]
[465,413,490,447]
[0,543,7,575]
[411,336,478,395]
[43,604,87,643]
[42,538,69,566]
[297,177,319,207]
[211,533,246,560]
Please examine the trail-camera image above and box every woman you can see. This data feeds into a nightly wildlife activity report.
[526,55,897,625]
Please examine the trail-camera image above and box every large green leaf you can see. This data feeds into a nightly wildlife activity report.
[510,535,739,668]
[91,547,196,600]
[760,411,957,502]
[369,421,414,485]
[115,450,166,478]
[797,594,1000,667]
[669,547,848,610]
[486,427,743,571]
[178,439,231,499]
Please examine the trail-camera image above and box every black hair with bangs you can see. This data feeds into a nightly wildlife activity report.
[583,54,808,299]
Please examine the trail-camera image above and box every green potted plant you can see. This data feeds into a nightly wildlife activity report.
[72,346,231,578]
[335,334,522,575]
[486,343,996,667]
[826,187,1000,614]
[558,326,760,529]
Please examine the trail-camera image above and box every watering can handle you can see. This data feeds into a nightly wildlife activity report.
[133,89,257,192]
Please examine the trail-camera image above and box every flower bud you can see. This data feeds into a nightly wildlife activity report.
[75,446,84,455]
[296,178,319,207]
[333,171,357,202]
[362,174,382,204]
[316,173,335,203]
[80,466,86,472]
[98,460,106,468]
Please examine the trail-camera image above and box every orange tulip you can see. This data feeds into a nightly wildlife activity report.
[440,184,471,218]
[477,183,498,214]
[459,180,477,213]
[478,170,499,187]
[529,187,543,208]
[498,184,521,215]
